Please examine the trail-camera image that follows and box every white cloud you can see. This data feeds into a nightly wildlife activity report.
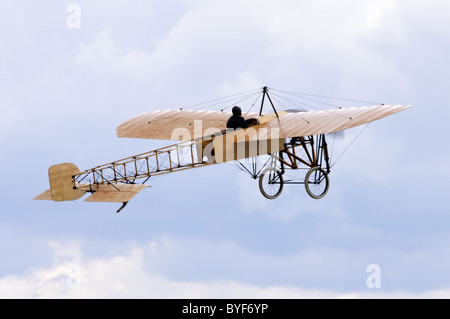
[1,240,449,299]
[75,29,153,76]
[219,73,263,97]
[72,0,416,96]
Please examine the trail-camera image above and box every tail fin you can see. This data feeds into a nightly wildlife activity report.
[34,163,150,212]
[34,163,85,202]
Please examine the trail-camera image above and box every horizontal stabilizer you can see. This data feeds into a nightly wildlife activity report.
[84,184,149,203]
[34,189,53,200]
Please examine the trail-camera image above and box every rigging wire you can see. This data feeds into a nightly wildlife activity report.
[177,89,263,128]
[243,91,263,116]
[180,87,263,111]
[269,87,384,106]
[268,94,310,124]
[272,90,343,109]
[269,92,311,110]
[219,91,262,112]
[330,123,371,167]
[270,91,353,120]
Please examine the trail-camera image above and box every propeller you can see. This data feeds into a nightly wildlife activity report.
[328,130,346,141]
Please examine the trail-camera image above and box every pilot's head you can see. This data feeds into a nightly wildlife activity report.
[232,106,242,116]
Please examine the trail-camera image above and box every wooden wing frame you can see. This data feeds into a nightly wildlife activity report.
[248,104,413,140]
[117,109,258,141]
[117,105,412,142]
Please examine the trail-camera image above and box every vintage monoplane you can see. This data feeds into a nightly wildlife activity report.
[34,87,412,212]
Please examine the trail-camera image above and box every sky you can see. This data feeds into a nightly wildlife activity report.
[0,0,450,298]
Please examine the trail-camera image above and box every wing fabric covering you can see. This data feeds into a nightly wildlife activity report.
[116,105,412,141]
[116,109,258,141]
[84,184,149,203]
[263,104,413,139]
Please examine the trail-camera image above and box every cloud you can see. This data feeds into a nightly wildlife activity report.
[75,29,153,76]
[1,240,449,299]
[219,73,264,96]
[72,0,418,98]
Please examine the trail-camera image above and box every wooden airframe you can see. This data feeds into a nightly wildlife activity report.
[34,87,412,212]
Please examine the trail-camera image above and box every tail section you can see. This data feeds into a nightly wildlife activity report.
[34,163,84,202]
[34,163,149,212]
[49,163,84,201]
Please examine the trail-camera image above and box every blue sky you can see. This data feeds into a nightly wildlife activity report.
[1,0,449,298]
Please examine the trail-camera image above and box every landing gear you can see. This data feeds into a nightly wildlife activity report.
[241,134,331,200]
[258,166,330,200]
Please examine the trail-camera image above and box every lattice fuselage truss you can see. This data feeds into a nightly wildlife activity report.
[73,140,210,190]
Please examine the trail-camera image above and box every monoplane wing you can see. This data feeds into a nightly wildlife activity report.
[117,105,411,142]
[245,104,412,140]
[117,109,259,141]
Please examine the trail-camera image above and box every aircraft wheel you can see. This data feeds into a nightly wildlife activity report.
[259,167,284,199]
[305,167,329,199]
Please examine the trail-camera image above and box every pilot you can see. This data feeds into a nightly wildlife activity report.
[226,106,249,130]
